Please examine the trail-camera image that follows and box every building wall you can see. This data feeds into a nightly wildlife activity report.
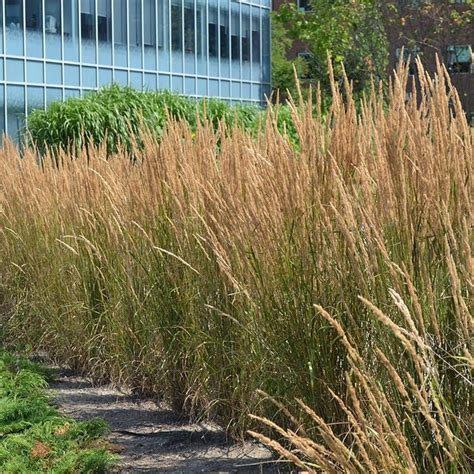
[272,1,474,116]
[0,0,272,139]
[385,2,474,118]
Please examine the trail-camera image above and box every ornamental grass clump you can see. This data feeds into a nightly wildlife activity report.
[0,61,472,472]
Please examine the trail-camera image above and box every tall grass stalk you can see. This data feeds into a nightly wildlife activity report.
[0,62,472,471]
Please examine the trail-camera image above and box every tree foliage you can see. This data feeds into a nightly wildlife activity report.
[275,0,389,94]
[271,12,307,102]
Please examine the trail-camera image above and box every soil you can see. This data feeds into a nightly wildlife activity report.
[49,369,284,473]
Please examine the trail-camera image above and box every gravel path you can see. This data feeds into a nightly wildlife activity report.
[49,369,282,473]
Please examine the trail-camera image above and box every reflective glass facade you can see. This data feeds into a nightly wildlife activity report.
[0,0,271,139]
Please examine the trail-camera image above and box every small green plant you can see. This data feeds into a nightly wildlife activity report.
[0,353,116,472]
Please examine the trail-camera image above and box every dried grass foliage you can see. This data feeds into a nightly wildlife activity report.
[0,62,472,471]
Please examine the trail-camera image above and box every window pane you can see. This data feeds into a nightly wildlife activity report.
[208,1,218,76]
[46,87,62,107]
[184,0,195,73]
[220,4,230,78]
[231,1,240,79]
[251,7,261,80]
[27,86,45,115]
[64,0,80,61]
[130,0,143,69]
[81,0,96,63]
[0,7,3,54]
[26,0,43,57]
[46,62,62,85]
[6,0,24,56]
[144,0,157,70]
[171,0,183,73]
[113,0,128,67]
[7,85,25,141]
[98,0,112,65]
[7,59,24,82]
[45,0,62,60]
[27,61,45,84]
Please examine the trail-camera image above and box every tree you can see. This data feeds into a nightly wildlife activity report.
[274,0,389,95]
[271,12,308,102]
[382,1,473,51]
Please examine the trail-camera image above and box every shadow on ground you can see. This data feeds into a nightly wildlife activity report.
[49,371,286,473]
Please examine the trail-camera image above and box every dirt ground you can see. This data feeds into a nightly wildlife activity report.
[49,369,285,473]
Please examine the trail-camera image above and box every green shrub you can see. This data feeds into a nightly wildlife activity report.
[25,85,264,157]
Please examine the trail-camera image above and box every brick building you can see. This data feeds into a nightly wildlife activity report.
[272,1,474,118]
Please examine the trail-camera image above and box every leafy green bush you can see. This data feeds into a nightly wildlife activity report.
[25,85,264,157]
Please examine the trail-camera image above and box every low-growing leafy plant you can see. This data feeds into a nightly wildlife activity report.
[0,353,116,472]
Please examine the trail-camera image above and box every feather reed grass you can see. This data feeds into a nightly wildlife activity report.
[0,61,472,471]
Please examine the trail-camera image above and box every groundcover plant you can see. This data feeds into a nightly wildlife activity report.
[0,353,115,472]
[0,62,472,472]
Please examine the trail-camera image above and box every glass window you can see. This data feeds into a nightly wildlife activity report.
[185,77,195,95]
[220,6,229,59]
[158,0,170,71]
[27,86,45,115]
[171,0,183,74]
[231,2,240,62]
[131,71,142,89]
[64,0,80,62]
[231,2,241,80]
[6,0,24,56]
[144,0,157,70]
[114,69,128,86]
[159,74,171,90]
[144,73,157,90]
[0,7,3,54]
[98,0,112,65]
[184,0,195,74]
[99,68,113,87]
[7,59,25,82]
[241,5,251,80]
[46,62,62,85]
[232,81,241,99]
[447,45,473,73]
[0,86,5,141]
[251,7,261,79]
[7,85,25,141]
[45,0,62,60]
[81,0,96,63]
[220,4,230,78]
[171,1,182,52]
[208,1,218,76]
[196,1,207,76]
[113,0,128,67]
[171,75,183,93]
[64,88,81,99]
[209,78,219,96]
[221,80,230,98]
[64,64,80,86]
[82,66,97,88]
[262,11,270,82]
[27,61,44,84]
[46,87,62,107]
[130,0,143,69]
[26,0,43,57]
[197,78,207,96]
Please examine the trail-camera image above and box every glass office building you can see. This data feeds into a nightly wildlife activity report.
[0,0,271,139]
